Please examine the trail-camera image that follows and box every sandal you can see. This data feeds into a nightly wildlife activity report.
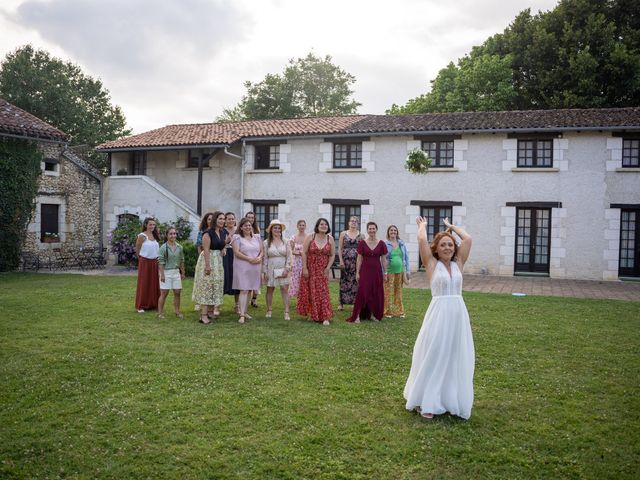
[175,312,184,319]
[157,313,165,319]
[244,313,252,320]
[284,312,290,321]
[421,412,434,419]
[238,315,245,324]
[322,320,330,326]
[199,315,211,325]
[265,310,272,319]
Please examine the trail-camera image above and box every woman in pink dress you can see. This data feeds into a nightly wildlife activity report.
[231,217,264,324]
[297,218,335,326]
[347,222,388,323]
[288,219,307,298]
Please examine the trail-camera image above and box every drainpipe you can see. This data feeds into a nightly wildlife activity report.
[223,143,244,216]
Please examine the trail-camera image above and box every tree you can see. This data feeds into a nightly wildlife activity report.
[0,45,130,172]
[389,0,640,114]
[218,53,361,121]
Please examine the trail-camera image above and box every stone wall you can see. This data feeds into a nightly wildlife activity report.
[22,143,102,258]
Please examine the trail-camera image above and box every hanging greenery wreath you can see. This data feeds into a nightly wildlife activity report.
[405,148,432,175]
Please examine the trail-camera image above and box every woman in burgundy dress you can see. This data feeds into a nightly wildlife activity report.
[347,222,388,323]
[297,218,335,326]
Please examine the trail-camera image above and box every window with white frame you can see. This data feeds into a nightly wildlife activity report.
[187,149,211,168]
[40,204,59,242]
[517,139,553,167]
[622,139,640,168]
[255,145,280,169]
[333,143,362,168]
[421,140,454,167]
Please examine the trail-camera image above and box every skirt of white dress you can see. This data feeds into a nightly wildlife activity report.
[403,295,475,419]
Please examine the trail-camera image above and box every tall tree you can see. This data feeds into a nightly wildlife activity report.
[218,53,361,121]
[0,45,130,172]
[389,0,640,114]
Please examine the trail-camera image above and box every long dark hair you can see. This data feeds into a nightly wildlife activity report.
[198,212,214,232]
[141,217,160,241]
[314,217,331,234]
[246,211,260,234]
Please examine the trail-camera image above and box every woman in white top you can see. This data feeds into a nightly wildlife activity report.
[135,217,161,313]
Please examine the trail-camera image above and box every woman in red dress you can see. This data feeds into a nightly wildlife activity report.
[297,218,335,325]
[347,222,388,323]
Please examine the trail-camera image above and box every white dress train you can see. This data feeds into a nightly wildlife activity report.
[403,260,475,419]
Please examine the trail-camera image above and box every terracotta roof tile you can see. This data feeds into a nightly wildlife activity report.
[96,108,640,151]
[0,99,68,142]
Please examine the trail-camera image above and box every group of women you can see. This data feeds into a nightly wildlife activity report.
[135,213,413,326]
[134,213,476,419]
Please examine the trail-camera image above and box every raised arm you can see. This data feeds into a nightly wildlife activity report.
[443,217,472,268]
[416,216,437,277]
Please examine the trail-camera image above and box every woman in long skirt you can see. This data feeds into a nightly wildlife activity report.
[134,217,160,312]
[404,216,475,420]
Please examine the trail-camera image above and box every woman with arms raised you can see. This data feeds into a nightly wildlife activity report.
[404,217,475,420]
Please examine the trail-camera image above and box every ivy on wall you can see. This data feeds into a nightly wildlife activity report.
[0,137,42,271]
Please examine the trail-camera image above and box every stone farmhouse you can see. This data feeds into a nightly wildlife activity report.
[97,107,640,281]
[0,99,103,267]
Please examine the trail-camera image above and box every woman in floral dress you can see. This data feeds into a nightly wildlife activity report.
[297,218,335,325]
[338,216,362,311]
[192,211,227,324]
[288,219,307,299]
[262,219,293,320]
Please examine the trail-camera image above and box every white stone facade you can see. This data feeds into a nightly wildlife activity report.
[107,131,640,280]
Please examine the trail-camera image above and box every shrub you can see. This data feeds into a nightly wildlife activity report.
[182,240,198,277]
[109,216,142,266]
[110,215,195,267]
[0,138,42,271]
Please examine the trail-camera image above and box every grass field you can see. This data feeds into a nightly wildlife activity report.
[0,273,638,479]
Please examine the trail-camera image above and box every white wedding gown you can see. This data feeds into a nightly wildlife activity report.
[404,260,475,419]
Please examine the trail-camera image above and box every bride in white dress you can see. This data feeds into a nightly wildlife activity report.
[404,216,475,420]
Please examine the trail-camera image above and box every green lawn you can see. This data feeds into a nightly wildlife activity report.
[0,273,638,479]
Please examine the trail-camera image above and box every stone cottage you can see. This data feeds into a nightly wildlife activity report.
[97,107,640,281]
[0,99,103,267]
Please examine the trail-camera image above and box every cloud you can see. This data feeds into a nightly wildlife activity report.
[13,0,249,78]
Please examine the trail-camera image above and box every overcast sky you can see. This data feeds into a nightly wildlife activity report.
[0,0,559,134]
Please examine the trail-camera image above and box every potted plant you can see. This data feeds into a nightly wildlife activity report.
[42,232,60,243]
[405,148,432,175]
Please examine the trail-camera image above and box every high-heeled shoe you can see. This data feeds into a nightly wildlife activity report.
[284,312,290,321]
[199,315,210,325]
